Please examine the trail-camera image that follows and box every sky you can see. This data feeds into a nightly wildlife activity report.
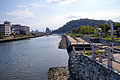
[0,0,120,31]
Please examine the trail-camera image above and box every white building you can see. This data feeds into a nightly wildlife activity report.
[0,21,11,36]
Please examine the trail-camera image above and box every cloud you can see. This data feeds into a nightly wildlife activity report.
[67,15,81,19]
[46,0,100,5]
[18,3,50,9]
[66,9,120,22]
[18,5,28,8]
[7,8,35,19]
[47,0,82,4]
[27,3,49,8]
[28,3,40,7]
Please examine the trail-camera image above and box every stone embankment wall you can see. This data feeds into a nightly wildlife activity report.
[59,36,67,49]
[69,51,120,80]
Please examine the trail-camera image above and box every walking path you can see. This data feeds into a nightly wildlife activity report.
[65,35,120,73]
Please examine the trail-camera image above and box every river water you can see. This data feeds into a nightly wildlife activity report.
[0,35,68,80]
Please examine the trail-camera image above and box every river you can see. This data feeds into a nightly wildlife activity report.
[0,35,68,80]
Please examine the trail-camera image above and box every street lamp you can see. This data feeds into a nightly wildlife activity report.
[109,20,114,39]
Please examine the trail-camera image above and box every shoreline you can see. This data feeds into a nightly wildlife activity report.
[48,66,69,80]
[0,35,48,43]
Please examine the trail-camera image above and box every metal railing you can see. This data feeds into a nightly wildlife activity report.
[91,43,120,69]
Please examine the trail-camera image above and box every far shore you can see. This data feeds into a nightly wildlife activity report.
[0,34,49,43]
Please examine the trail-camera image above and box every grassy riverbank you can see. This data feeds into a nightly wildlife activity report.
[0,33,49,43]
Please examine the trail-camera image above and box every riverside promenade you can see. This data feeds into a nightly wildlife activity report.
[48,35,120,80]
[63,35,120,80]
[65,35,120,72]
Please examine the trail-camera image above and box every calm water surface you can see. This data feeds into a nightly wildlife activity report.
[0,35,68,80]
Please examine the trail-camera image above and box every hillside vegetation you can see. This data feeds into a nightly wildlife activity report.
[52,18,108,34]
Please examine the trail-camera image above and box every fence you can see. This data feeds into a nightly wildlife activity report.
[91,43,120,70]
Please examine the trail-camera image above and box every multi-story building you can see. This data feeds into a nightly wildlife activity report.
[0,21,30,36]
[0,21,11,36]
[45,27,51,33]
[11,25,30,35]
[11,24,21,35]
[21,26,30,35]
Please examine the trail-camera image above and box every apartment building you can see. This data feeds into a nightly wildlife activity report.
[0,21,11,36]
[11,25,30,35]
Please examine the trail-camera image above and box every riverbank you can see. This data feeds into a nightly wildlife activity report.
[0,34,49,43]
[0,36,34,43]
[59,35,67,49]
[48,66,69,80]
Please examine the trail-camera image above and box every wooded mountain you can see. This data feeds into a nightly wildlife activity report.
[51,18,108,34]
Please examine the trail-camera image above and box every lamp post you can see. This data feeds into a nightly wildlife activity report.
[109,20,114,39]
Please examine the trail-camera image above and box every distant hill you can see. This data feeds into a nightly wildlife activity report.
[51,18,108,34]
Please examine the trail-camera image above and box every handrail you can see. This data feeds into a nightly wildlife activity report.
[92,43,120,69]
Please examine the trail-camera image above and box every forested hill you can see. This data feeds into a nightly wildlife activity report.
[51,18,108,34]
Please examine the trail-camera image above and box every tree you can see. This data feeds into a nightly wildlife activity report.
[0,32,4,39]
[98,24,110,37]
[71,28,79,34]
[78,25,94,35]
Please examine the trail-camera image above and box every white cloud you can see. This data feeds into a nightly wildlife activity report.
[18,5,28,8]
[18,3,50,9]
[27,3,49,8]
[67,15,81,19]
[66,9,120,21]
[7,8,35,19]
[47,0,82,4]
[46,0,99,4]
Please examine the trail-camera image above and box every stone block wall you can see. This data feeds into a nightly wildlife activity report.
[68,51,120,80]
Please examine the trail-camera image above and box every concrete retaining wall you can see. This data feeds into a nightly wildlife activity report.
[68,51,120,80]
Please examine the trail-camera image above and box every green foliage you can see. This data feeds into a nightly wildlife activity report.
[67,33,83,37]
[71,28,79,34]
[73,34,83,37]
[113,22,120,30]
[52,18,107,34]
[0,32,4,39]
[98,24,110,33]
[103,37,120,42]
[82,50,103,56]
[70,25,94,35]
[115,46,120,49]
[79,25,94,34]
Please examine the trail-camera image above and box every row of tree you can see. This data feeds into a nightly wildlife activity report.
[72,25,94,35]
[71,22,120,38]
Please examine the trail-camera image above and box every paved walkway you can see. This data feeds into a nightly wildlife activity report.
[66,35,77,44]
[66,35,90,45]
[76,37,90,44]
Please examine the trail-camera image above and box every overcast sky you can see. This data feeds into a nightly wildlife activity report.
[0,0,120,31]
